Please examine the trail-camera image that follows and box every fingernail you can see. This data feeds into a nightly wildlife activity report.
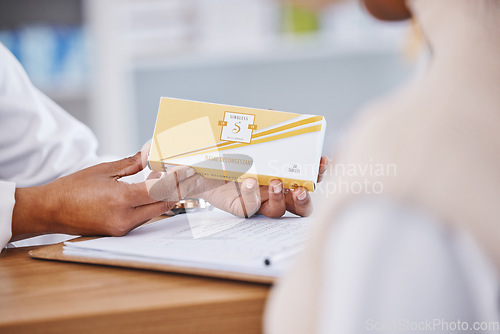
[186,168,195,178]
[273,183,282,194]
[246,178,256,189]
[297,190,307,201]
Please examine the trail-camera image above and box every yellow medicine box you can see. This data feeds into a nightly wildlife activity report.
[148,98,326,191]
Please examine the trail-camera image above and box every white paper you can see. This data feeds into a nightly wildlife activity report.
[64,208,313,277]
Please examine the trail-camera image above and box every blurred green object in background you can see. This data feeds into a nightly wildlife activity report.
[281,4,320,35]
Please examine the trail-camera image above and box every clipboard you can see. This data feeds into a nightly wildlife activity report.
[29,238,276,284]
[28,209,310,285]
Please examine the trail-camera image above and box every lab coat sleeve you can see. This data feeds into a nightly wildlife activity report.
[0,44,102,188]
[0,181,16,251]
[0,43,104,252]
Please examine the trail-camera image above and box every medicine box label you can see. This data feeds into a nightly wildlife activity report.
[219,112,256,143]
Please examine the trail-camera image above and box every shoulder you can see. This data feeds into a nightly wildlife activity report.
[337,77,430,162]
[0,43,34,95]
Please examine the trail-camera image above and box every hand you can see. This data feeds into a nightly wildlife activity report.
[195,178,262,218]
[139,141,263,218]
[256,156,329,217]
[140,140,329,218]
[194,156,330,218]
[11,151,202,240]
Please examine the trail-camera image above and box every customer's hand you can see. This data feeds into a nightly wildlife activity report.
[255,156,329,217]
[194,156,330,218]
[195,178,263,218]
[11,151,202,240]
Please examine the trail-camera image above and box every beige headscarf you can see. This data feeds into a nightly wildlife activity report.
[265,0,500,332]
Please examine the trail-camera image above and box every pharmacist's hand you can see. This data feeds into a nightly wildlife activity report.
[257,156,329,217]
[11,151,201,240]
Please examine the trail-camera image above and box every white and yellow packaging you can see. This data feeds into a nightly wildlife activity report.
[148,98,326,191]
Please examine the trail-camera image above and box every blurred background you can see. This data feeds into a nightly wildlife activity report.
[0,0,415,157]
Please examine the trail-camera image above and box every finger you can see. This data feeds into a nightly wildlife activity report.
[259,185,270,202]
[108,203,171,237]
[126,182,158,206]
[287,187,313,217]
[102,151,144,179]
[317,155,330,183]
[146,170,162,180]
[128,171,202,207]
[141,141,152,169]
[123,171,166,207]
[231,178,261,218]
[258,180,286,218]
[129,201,177,229]
[146,166,199,201]
[187,176,222,198]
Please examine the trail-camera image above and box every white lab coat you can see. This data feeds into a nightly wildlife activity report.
[0,43,104,251]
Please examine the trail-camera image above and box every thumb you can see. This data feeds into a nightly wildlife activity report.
[107,151,144,178]
[140,140,151,169]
